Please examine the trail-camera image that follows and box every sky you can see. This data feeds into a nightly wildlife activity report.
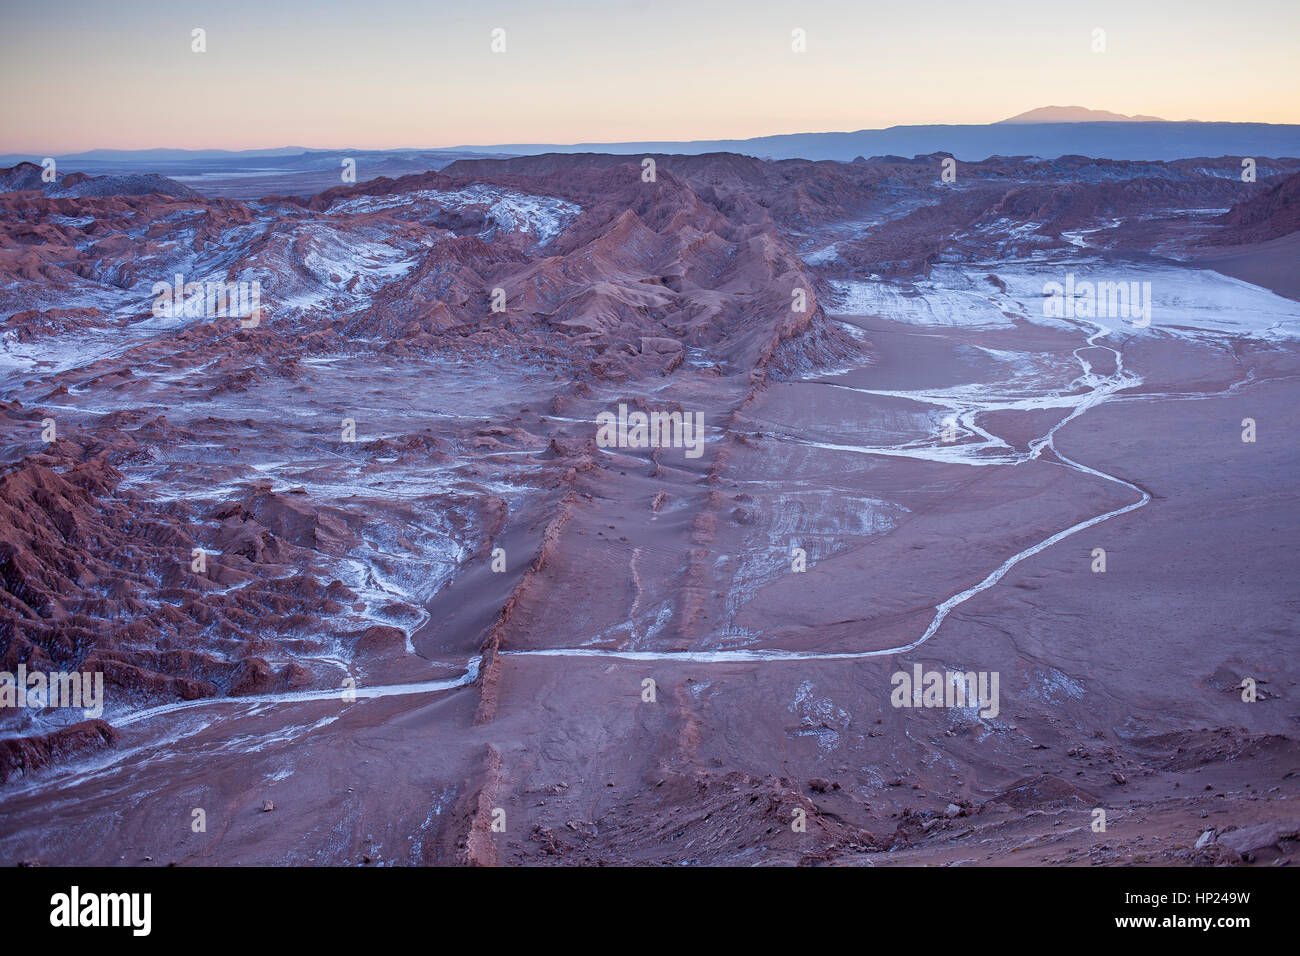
[2,0,1298,152]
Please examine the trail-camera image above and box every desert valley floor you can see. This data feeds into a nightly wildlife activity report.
[1,153,1297,865]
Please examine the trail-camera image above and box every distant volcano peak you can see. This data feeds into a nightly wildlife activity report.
[997,106,1171,124]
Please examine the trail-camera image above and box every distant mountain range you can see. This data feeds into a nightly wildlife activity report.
[456,118,1299,164]
[3,110,1296,171]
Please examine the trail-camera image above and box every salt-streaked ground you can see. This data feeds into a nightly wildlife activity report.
[829,259,1300,340]
[2,155,1297,867]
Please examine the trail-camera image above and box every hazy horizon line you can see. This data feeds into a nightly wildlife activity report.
[7,112,1300,158]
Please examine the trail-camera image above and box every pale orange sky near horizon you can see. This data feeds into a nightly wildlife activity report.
[2,0,1298,153]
